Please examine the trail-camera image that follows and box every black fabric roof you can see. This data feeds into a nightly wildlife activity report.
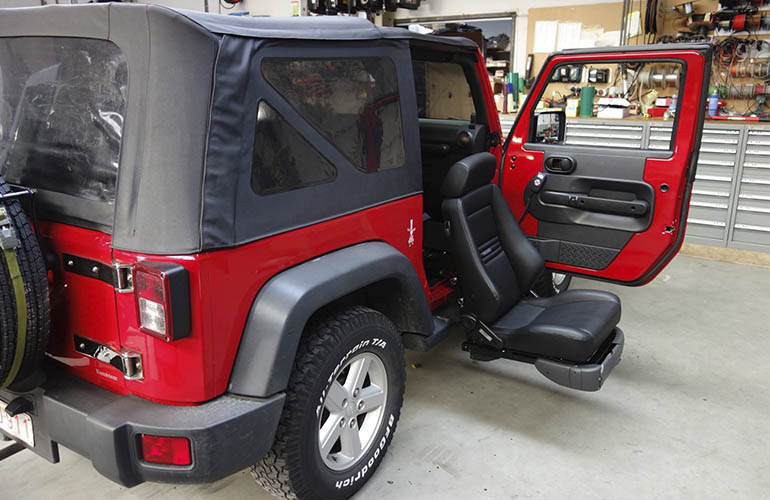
[176,8,478,49]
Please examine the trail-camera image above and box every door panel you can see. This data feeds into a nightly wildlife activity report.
[526,146,666,232]
[501,45,712,285]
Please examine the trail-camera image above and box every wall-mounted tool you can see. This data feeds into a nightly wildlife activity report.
[637,65,681,88]
[687,12,716,35]
[397,0,421,10]
[524,54,535,89]
[358,0,383,11]
[551,65,583,83]
[673,2,694,15]
[309,0,325,14]
[587,68,610,84]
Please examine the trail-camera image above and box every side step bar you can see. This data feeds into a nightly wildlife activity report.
[462,328,624,392]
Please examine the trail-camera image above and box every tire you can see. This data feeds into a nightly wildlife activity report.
[0,175,50,390]
[531,270,572,297]
[252,306,405,500]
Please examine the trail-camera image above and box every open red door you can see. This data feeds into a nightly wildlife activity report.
[501,44,712,285]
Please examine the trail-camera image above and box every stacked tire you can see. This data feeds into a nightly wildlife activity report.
[0,174,49,391]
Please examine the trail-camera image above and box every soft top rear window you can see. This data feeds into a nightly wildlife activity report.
[0,37,127,203]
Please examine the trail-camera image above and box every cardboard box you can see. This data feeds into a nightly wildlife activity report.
[597,97,630,119]
[597,107,629,119]
[566,98,580,118]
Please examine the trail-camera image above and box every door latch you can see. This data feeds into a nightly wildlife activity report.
[74,335,143,380]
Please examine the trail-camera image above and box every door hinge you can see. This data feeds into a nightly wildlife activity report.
[489,130,502,147]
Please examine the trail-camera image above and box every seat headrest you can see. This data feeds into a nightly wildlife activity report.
[441,152,497,198]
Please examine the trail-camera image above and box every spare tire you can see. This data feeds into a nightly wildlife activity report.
[0,174,50,391]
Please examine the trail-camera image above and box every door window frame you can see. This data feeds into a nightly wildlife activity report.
[410,49,491,127]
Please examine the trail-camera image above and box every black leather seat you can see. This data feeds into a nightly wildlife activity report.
[441,152,621,363]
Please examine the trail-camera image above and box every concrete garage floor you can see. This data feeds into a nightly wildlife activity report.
[1,255,769,500]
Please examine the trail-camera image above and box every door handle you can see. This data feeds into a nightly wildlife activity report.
[545,156,576,174]
[540,190,649,216]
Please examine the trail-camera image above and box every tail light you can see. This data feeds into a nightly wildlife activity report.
[134,261,191,341]
[140,434,192,466]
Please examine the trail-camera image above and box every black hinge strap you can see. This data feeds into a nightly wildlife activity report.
[62,254,114,286]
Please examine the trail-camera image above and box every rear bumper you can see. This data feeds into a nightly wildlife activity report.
[0,367,285,487]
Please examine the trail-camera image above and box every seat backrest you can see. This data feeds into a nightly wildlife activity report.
[441,152,545,324]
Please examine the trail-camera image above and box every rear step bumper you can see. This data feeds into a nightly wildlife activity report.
[0,366,285,487]
[535,328,624,391]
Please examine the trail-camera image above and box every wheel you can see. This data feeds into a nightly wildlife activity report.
[0,175,50,390]
[531,270,572,297]
[252,306,405,500]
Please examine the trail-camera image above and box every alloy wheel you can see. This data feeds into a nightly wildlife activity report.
[317,352,388,471]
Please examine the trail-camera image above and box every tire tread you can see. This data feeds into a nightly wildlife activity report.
[252,306,404,500]
[0,175,50,388]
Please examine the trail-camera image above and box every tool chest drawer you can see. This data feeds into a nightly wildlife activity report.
[555,119,768,252]
[731,126,770,251]
[648,125,672,150]
[565,120,644,149]
[686,124,742,244]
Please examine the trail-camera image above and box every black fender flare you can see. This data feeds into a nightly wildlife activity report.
[228,241,433,397]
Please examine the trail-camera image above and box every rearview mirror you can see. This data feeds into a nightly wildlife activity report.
[532,110,565,144]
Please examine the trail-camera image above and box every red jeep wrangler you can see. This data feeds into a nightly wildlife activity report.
[0,4,710,500]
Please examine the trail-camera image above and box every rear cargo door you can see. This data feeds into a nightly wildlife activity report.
[41,224,126,392]
[500,45,712,284]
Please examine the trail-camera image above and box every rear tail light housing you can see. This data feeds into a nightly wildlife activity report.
[140,434,192,466]
[134,261,191,341]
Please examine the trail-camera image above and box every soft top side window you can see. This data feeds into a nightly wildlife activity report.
[251,100,337,196]
[262,57,405,174]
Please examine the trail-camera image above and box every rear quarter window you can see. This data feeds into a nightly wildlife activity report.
[261,57,405,174]
[0,37,127,203]
[251,100,337,195]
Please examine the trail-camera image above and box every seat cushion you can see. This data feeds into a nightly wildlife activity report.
[490,290,621,362]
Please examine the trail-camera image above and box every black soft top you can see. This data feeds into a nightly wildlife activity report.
[178,8,477,48]
[0,4,476,254]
